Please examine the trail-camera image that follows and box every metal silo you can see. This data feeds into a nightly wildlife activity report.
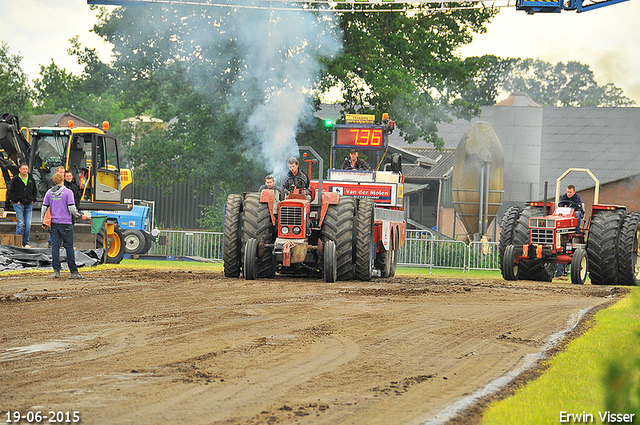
[492,92,543,209]
[452,121,504,238]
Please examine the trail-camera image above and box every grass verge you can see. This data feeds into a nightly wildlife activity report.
[395,266,502,280]
[481,287,640,425]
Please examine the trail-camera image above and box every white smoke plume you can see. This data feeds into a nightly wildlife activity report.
[231,7,341,179]
[180,4,342,181]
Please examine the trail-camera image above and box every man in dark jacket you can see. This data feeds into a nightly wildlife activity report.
[342,149,370,170]
[283,157,311,200]
[559,184,584,233]
[64,170,82,211]
[7,163,37,248]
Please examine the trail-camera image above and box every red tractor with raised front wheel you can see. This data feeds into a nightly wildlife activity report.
[500,168,640,285]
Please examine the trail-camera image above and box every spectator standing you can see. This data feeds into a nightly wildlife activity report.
[7,163,37,248]
[64,170,82,211]
[41,173,89,279]
[48,166,66,190]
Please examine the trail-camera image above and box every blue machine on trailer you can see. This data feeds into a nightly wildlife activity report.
[91,199,160,255]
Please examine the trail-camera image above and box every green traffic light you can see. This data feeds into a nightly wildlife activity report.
[324,119,333,128]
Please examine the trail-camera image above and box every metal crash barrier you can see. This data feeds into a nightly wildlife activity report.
[148,229,499,272]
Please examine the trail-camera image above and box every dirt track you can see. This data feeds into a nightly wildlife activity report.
[0,269,627,425]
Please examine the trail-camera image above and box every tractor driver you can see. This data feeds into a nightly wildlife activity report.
[342,149,370,171]
[283,157,311,201]
[559,185,584,234]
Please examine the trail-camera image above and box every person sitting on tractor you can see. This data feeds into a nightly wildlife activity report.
[559,184,584,234]
[342,149,370,170]
[258,175,283,200]
[283,157,311,200]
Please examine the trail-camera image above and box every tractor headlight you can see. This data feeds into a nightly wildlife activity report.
[281,226,289,235]
[292,226,301,235]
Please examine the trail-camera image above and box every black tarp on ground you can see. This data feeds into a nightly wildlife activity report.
[0,245,104,271]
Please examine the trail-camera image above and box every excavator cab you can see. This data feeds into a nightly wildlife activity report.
[27,125,130,210]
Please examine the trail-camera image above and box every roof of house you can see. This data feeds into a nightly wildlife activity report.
[31,113,95,128]
[399,147,456,181]
[539,107,640,197]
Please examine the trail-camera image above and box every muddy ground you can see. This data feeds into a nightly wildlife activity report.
[0,269,627,425]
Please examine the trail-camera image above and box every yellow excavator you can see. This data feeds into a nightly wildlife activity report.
[0,112,132,263]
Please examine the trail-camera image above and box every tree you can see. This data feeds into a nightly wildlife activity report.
[319,6,497,149]
[464,56,635,107]
[80,4,498,228]
[0,41,32,120]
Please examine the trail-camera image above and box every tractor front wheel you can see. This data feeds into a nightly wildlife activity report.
[570,248,588,285]
[123,229,147,255]
[323,240,337,283]
[502,245,518,281]
[244,238,259,280]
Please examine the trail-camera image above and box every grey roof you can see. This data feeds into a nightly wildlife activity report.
[400,147,456,180]
[31,113,94,128]
[388,109,493,150]
[539,107,640,197]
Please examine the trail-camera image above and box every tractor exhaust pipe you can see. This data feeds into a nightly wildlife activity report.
[543,181,549,215]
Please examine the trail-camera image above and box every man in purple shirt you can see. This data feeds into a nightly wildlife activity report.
[41,173,89,279]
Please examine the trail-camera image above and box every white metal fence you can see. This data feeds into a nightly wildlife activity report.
[398,230,499,271]
[149,230,223,260]
[148,229,500,271]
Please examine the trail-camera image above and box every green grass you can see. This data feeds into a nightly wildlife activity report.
[396,266,502,280]
[482,287,640,425]
[115,259,223,271]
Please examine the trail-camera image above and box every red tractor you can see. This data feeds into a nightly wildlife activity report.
[500,168,640,285]
[223,114,406,281]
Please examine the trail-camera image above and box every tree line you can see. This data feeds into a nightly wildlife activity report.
[0,4,634,229]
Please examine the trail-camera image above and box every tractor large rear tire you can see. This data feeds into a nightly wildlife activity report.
[499,205,522,277]
[617,211,640,286]
[242,193,275,278]
[322,196,356,281]
[588,210,626,285]
[355,198,375,281]
[223,194,243,277]
[512,207,555,282]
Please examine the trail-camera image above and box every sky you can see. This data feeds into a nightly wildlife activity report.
[0,0,638,104]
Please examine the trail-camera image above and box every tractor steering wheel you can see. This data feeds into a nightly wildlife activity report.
[558,200,580,210]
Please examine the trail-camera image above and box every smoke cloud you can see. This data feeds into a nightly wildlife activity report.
[172,4,342,180]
